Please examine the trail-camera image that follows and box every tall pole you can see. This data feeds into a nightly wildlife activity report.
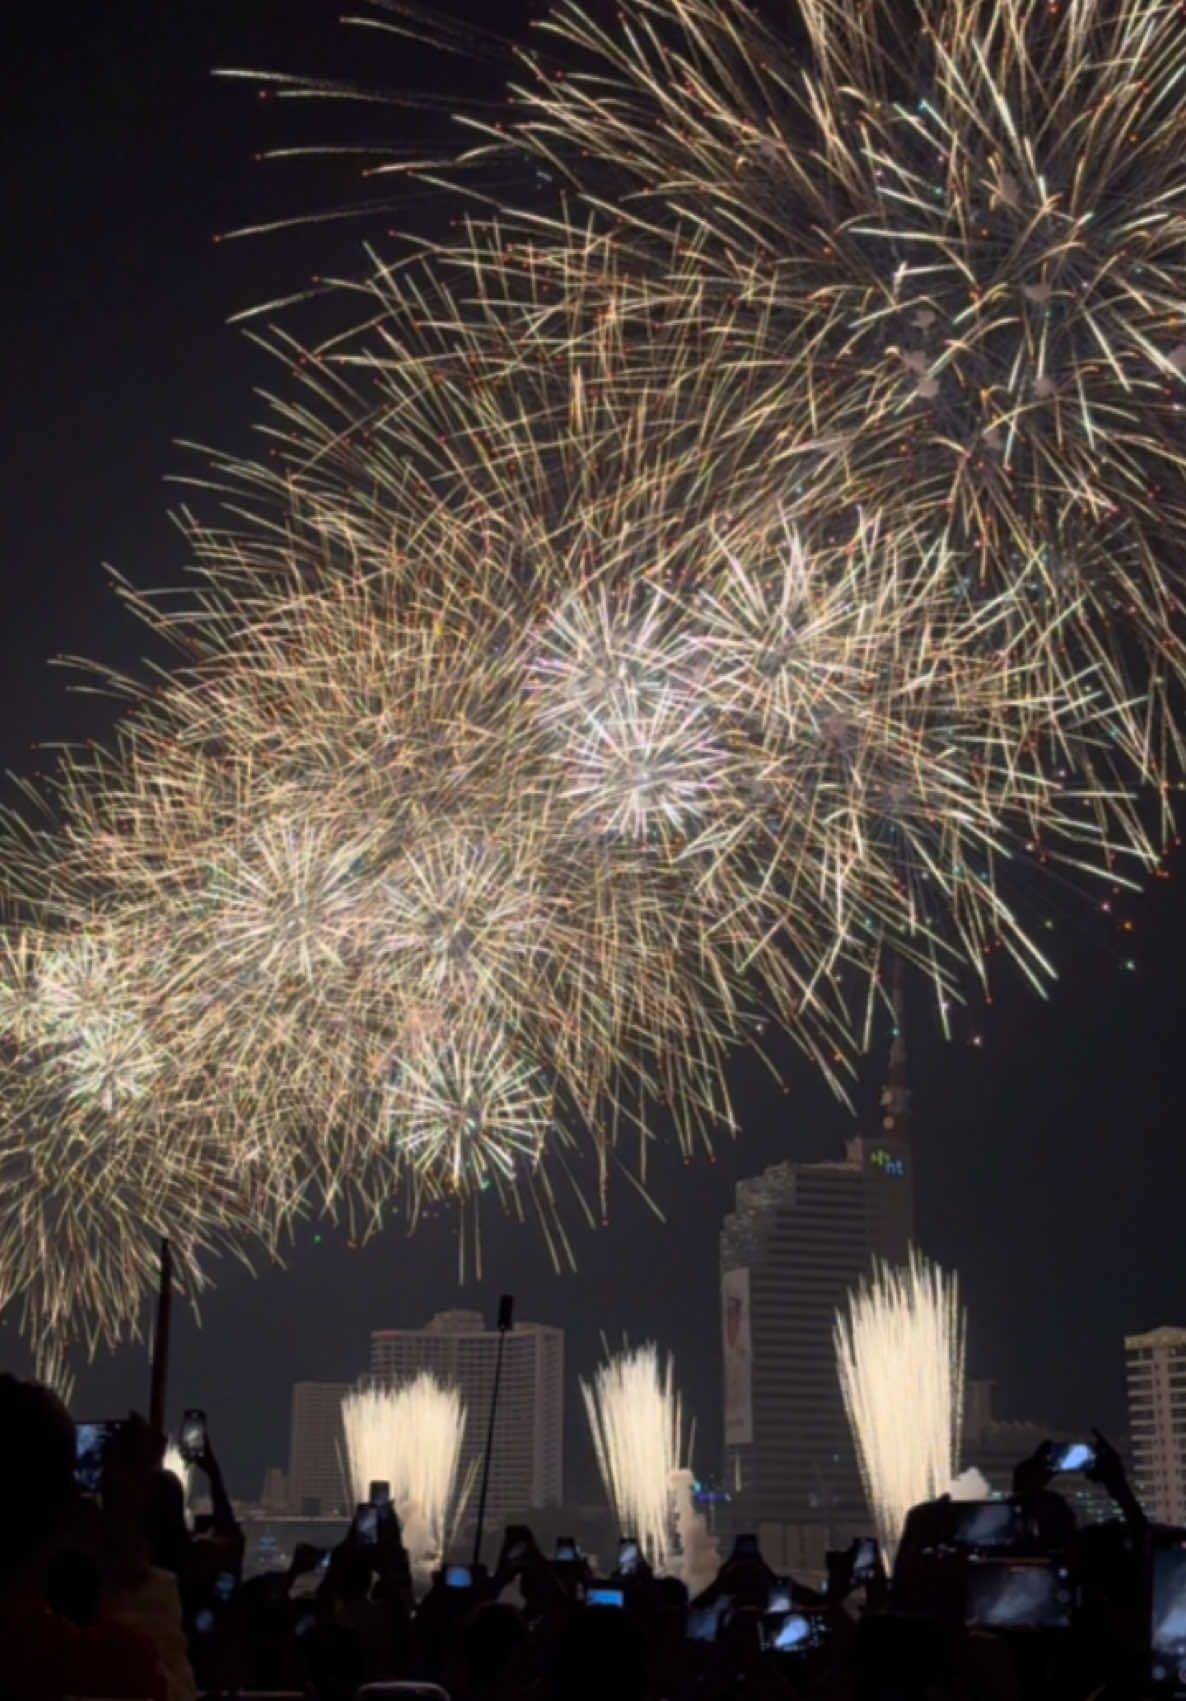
[148,1237,173,1435]
[472,1293,514,1568]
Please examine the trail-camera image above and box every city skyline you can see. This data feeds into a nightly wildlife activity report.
[370,1310,563,1531]
[3,0,1186,1506]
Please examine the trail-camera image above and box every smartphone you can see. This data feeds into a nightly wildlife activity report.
[731,1533,760,1561]
[555,1537,579,1562]
[355,1503,379,1546]
[852,1536,881,1583]
[763,1611,829,1654]
[179,1409,207,1464]
[369,1479,391,1506]
[446,1564,473,1588]
[1050,1440,1096,1474]
[953,1502,1027,1551]
[767,1581,792,1613]
[965,1557,1074,1630]
[617,1536,640,1576]
[1150,1531,1186,1689]
[74,1420,121,1493]
[213,1570,236,1602]
[588,1585,625,1608]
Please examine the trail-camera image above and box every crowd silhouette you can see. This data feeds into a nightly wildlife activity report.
[0,1370,1176,1701]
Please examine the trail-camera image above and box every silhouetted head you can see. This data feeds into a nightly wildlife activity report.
[0,1374,77,1581]
[551,1603,648,1701]
[463,1600,528,1692]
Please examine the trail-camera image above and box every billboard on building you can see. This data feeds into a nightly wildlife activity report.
[722,1266,754,1446]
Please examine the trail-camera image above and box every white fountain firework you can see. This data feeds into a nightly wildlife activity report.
[341,1373,474,1578]
[341,1384,400,1505]
[834,1247,966,1568]
[582,1342,716,1581]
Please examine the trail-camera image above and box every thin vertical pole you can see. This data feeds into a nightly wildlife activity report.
[472,1293,514,1567]
[148,1237,172,1435]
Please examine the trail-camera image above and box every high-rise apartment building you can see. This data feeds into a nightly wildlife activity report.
[1126,1325,1186,1522]
[369,1309,564,1533]
[721,979,915,1552]
[287,1381,351,1517]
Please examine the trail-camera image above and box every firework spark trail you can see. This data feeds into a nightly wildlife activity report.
[31,1335,75,1410]
[834,1247,967,1567]
[581,1342,687,1572]
[160,247,1142,1010]
[388,1371,476,1576]
[342,1384,399,1507]
[0,919,267,1353]
[437,0,1186,814]
[342,1373,473,1576]
[0,34,1175,1349]
[0,258,1140,1345]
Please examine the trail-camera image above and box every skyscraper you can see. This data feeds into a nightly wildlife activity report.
[1125,1325,1186,1522]
[369,1309,564,1534]
[720,973,915,1563]
[287,1381,351,1517]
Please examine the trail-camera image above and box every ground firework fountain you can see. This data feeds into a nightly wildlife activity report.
[581,1342,717,1586]
[834,1248,966,1566]
[342,1372,474,1580]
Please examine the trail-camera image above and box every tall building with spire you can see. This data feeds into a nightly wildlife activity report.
[720,968,915,1575]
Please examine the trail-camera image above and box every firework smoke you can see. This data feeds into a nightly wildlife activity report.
[949,1466,992,1501]
[834,1248,966,1566]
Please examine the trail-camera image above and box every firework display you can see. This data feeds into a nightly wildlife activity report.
[581,1341,688,1572]
[341,1374,473,1574]
[834,1248,967,1565]
[454,0,1186,798]
[0,243,1152,1349]
[2,0,1184,1349]
[342,1385,400,1506]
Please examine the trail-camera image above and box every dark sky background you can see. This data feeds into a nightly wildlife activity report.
[2,0,1185,1504]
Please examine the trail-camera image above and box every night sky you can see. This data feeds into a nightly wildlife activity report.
[3,0,1186,1504]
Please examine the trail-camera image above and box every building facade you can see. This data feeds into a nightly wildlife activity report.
[287,1381,351,1517]
[369,1309,564,1535]
[720,981,915,1568]
[1126,1325,1186,1523]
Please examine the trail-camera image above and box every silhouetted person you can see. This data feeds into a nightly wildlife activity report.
[0,1374,166,1701]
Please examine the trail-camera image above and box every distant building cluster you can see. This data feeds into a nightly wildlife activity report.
[260,1006,1152,1578]
[283,1312,563,1532]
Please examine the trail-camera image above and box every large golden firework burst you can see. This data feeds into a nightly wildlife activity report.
[429,0,1186,804]
[7,0,1184,1345]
